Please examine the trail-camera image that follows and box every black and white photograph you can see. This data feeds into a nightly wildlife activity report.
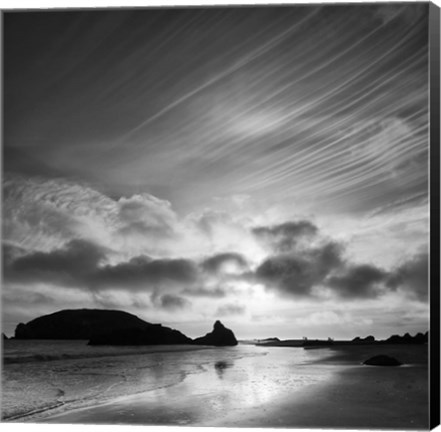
[2,1,439,429]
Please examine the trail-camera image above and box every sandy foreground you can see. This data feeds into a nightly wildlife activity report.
[36,344,428,429]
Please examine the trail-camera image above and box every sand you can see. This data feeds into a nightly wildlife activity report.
[34,344,428,429]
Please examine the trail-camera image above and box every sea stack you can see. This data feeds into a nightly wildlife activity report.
[193,320,238,346]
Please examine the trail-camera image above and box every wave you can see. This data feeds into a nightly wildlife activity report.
[3,344,212,364]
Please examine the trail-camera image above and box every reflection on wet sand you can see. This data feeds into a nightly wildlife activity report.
[214,360,233,379]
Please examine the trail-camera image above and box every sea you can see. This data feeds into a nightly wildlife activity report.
[2,339,335,423]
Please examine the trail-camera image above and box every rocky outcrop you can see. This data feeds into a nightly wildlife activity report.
[88,324,192,346]
[13,310,240,347]
[2,333,8,340]
[352,335,375,344]
[193,320,238,346]
[363,355,402,366]
[385,332,428,344]
[14,309,152,340]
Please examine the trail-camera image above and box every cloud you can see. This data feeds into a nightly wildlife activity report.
[116,193,178,239]
[3,240,198,292]
[182,287,227,298]
[387,251,428,301]
[216,303,246,316]
[95,256,199,289]
[374,3,427,26]
[4,239,106,287]
[326,264,387,298]
[252,220,318,252]
[2,174,184,258]
[153,294,191,310]
[255,241,344,297]
[2,182,429,308]
[201,252,248,274]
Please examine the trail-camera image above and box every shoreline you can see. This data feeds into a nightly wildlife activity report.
[4,344,429,428]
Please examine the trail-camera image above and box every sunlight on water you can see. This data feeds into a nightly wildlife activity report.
[2,341,334,423]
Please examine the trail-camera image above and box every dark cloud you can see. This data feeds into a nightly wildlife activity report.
[182,287,227,298]
[252,221,318,252]
[216,303,245,316]
[255,241,344,297]
[4,239,106,287]
[154,294,191,310]
[201,252,248,274]
[387,251,428,301]
[3,240,198,292]
[94,256,198,288]
[3,232,428,304]
[326,264,387,298]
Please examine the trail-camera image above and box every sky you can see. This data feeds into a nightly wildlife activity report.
[2,3,430,339]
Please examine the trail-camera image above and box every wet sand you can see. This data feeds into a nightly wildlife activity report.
[38,344,428,429]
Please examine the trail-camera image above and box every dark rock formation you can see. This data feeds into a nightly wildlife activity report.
[14,309,241,347]
[363,355,402,366]
[385,331,428,344]
[14,309,152,340]
[88,324,192,346]
[193,320,238,346]
[2,333,8,340]
[259,337,280,343]
[352,335,375,344]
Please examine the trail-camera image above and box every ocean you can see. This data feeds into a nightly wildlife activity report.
[2,339,334,423]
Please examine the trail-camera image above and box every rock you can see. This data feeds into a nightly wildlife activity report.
[363,355,402,366]
[193,320,238,346]
[2,333,8,340]
[14,309,153,340]
[385,332,428,344]
[88,324,192,346]
[352,335,375,344]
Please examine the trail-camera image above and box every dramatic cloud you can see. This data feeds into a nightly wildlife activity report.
[255,241,344,297]
[3,240,198,292]
[252,221,318,253]
[117,193,178,240]
[153,294,191,310]
[95,256,199,289]
[182,287,227,298]
[2,174,184,257]
[326,264,388,298]
[201,252,248,274]
[3,215,428,306]
[387,251,428,301]
[4,239,106,287]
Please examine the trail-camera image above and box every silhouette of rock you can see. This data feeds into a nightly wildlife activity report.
[88,324,192,346]
[385,332,428,344]
[2,333,8,340]
[14,309,152,340]
[363,355,402,366]
[352,335,376,344]
[193,320,238,346]
[259,337,280,343]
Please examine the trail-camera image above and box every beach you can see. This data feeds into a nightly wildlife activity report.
[2,340,428,428]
